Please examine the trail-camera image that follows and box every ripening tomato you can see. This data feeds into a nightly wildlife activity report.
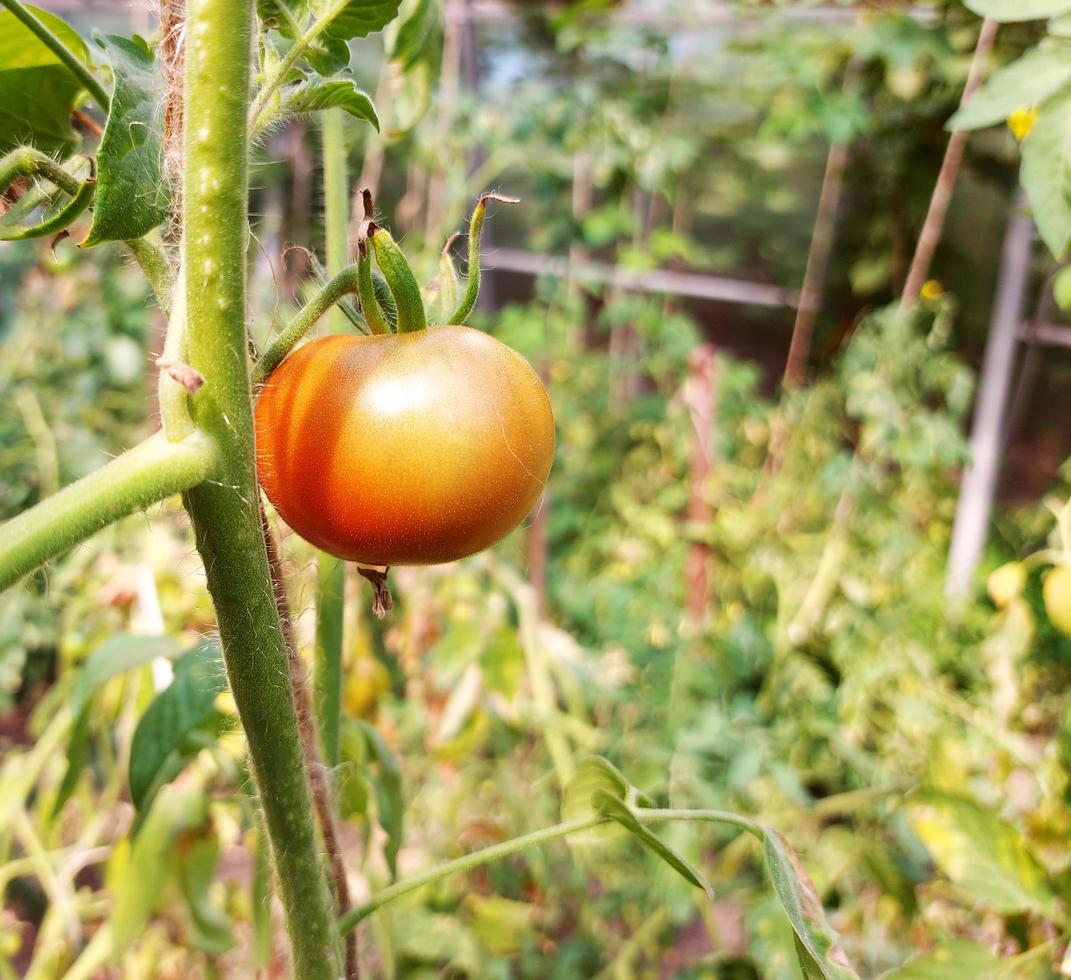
[255,327,554,565]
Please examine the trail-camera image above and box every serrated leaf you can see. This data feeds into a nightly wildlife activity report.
[323,0,404,42]
[305,33,351,76]
[0,5,90,154]
[129,640,226,810]
[949,45,1071,131]
[280,75,378,128]
[81,34,168,245]
[1021,92,1071,258]
[907,790,1058,916]
[763,830,859,980]
[966,0,1071,20]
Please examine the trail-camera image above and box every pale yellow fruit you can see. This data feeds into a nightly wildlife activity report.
[1043,565,1071,637]
[987,561,1026,609]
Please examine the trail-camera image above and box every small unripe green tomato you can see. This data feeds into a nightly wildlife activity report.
[987,561,1026,609]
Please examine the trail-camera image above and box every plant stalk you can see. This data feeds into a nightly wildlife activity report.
[254,264,361,384]
[0,432,216,592]
[179,0,341,974]
[317,107,349,774]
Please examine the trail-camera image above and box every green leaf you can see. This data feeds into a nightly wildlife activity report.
[179,834,236,955]
[280,75,378,129]
[129,640,226,810]
[949,45,1071,131]
[323,0,404,42]
[0,5,89,154]
[763,830,859,980]
[907,790,1058,916]
[562,757,711,896]
[69,632,184,718]
[390,0,440,71]
[966,0,1071,19]
[305,34,351,76]
[883,939,1056,979]
[108,781,208,955]
[81,34,168,246]
[339,719,404,876]
[1021,91,1071,258]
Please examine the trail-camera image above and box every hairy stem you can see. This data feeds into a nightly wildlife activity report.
[0,432,216,592]
[124,236,173,313]
[247,0,347,132]
[179,0,341,974]
[0,146,81,197]
[263,512,357,979]
[254,264,361,384]
[339,807,761,933]
[0,0,109,110]
[447,192,518,325]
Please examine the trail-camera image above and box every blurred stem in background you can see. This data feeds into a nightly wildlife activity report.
[316,108,349,770]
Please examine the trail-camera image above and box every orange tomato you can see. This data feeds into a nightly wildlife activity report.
[255,327,554,565]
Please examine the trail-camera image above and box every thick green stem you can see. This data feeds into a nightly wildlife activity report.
[0,0,109,110]
[339,807,761,933]
[179,0,340,975]
[322,110,350,333]
[370,226,427,333]
[447,192,518,326]
[254,264,361,384]
[317,106,348,772]
[0,432,216,592]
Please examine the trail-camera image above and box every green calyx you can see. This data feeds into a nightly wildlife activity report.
[447,192,519,326]
[352,188,518,336]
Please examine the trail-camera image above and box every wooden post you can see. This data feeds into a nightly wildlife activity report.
[684,344,717,623]
[946,195,1035,597]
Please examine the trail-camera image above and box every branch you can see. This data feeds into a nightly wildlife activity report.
[0,0,109,111]
[1,147,81,198]
[254,263,362,384]
[338,807,761,933]
[0,432,217,592]
[900,18,998,307]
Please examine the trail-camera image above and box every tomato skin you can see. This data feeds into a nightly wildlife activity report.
[255,326,554,565]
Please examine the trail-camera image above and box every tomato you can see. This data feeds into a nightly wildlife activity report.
[255,326,554,565]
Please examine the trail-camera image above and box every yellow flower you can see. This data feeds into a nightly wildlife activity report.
[1007,107,1039,142]
[920,279,943,302]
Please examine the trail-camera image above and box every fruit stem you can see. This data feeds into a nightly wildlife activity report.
[254,264,362,384]
[447,192,519,326]
[357,240,392,334]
